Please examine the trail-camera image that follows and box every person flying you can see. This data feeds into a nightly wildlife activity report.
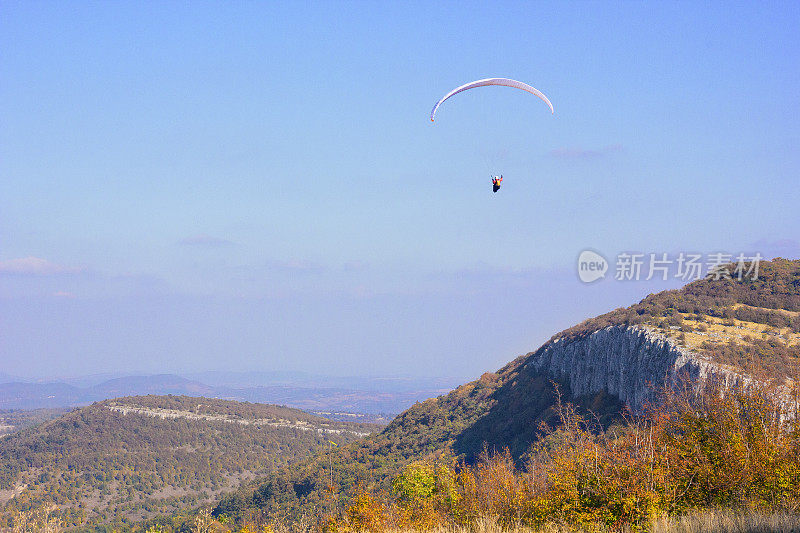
[491,175,503,193]
[430,78,553,195]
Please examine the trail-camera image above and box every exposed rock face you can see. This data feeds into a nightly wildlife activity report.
[526,325,749,411]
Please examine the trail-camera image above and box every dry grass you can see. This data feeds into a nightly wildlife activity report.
[377,512,800,533]
[652,510,800,533]
[383,516,577,533]
[650,312,800,353]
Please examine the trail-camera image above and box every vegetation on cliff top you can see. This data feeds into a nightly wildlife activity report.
[549,258,800,379]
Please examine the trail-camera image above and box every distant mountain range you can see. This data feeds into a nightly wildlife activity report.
[0,372,21,384]
[0,372,460,414]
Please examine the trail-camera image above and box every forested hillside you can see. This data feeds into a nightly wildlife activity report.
[0,396,378,529]
[214,259,800,526]
[214,362,621,524]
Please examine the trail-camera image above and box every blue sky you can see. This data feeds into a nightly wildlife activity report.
[1,1,799,380]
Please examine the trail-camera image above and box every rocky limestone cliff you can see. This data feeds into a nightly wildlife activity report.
[526,325,751,411]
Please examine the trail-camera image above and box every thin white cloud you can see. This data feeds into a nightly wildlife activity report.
[0,257,83,276]
[177,235,236,247]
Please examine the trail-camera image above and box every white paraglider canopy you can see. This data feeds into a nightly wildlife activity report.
[430,78,554,122]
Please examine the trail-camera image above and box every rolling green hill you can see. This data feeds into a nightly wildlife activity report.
[0,396,378,529]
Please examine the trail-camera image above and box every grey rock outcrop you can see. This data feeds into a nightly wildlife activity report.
[526,325,750,411]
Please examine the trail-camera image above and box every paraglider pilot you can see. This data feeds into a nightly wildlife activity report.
[492,175,503,193]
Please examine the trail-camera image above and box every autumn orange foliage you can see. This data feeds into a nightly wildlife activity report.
[331,383,800,532]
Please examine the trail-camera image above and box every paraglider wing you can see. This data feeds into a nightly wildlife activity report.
[430,78,554,122]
